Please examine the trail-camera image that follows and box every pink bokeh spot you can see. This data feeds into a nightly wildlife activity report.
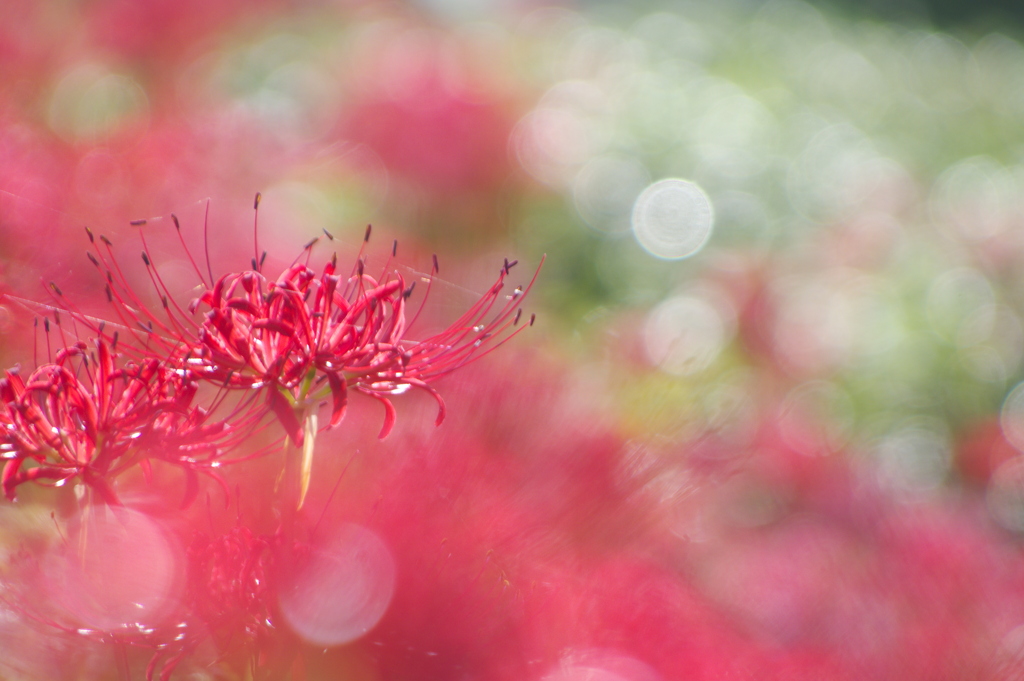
[279,523,396,647]
[44,506,182,633]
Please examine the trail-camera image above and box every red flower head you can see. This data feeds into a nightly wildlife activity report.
[78,207,542,447]
[0,332,264,504]
[189,233,541,443]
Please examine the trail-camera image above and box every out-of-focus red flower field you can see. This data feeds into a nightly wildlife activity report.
[5,1,1024,680]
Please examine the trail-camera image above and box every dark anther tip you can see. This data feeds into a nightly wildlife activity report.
[432,254,440,274]
[171,214,180,230]
[130,219,147,226]
[364,224,372,242]
[254,192,262,210]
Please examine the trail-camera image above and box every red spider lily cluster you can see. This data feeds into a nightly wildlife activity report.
[0,201,540,508]
[0,202,541,680]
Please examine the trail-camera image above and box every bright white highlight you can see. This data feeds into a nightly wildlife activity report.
[631,179,714,260]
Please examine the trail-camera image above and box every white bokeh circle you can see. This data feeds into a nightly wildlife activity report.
[631,178,714,259]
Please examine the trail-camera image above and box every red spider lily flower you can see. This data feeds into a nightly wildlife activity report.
[141,526,283,681]
[75,211,542,446]
[0,336,264,504]
[185,526,275,645]
[188,244,543,443]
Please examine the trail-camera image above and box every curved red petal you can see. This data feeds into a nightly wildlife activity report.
[374,395,397,440]
[268,389,303,446]
[327,372,348,427]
